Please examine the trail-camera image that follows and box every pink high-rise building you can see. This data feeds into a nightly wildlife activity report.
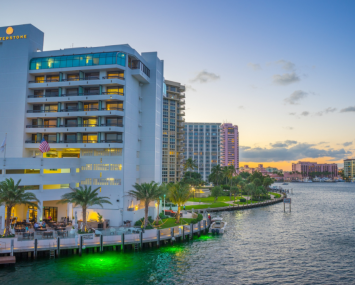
[220,123,239,171]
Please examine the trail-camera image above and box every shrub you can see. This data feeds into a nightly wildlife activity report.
[240,198,246,202]
[197,214,203,222]
[159,212,168,219]
[190,219,197,224]
[222,185,230,190]
[223,191,230,196]
[134,216,154,226]
[145,225,154,229]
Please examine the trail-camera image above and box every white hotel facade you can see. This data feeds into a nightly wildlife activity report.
[0,24,164,228]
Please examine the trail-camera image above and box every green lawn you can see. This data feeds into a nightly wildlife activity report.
[269,192,281,198]
[156,218,195,229]
[233,200,260,205]
[181,202,230,210]
[188,196,243,203]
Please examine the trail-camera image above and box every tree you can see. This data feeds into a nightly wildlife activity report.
[239,171,251,179]
[238,180,246,195]
[58,186,112,231]
[128,182,163,228]
[253,178,262,188]
[209,165,223,185]
[263,177,274,189]
[230,186,240,203]
[245,183,255,205]
[211,186,222,202]
[167,182,191,223]
[0,178,40,236]
[226,165,237,200]
[184,158,197,179]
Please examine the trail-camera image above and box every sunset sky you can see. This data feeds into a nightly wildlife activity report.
[2,0,354,171]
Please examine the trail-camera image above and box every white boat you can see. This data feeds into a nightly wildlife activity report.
[209,220,227,234]
[303,178,313,183]
[211,216,223,223]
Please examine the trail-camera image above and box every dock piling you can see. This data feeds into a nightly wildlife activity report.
[100,235,103,253]
[57,237,60,257]
[170,228,174,245]
[79,236,83,257]
[10,239,14,256]
[140,231,143,249]
[121,233,125,252]
[198,221,201,237]
[157,230,160,248]
[34,239,38,259]
[190,223,193,239]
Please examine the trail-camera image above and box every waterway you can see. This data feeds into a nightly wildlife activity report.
[1,183,355,284]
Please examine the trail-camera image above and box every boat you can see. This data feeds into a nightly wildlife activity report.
[209,220,227,234]
[211,216,223,223]
[303,178,313,183]
[282,182,288,185]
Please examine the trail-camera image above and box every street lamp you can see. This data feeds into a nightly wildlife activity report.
[163,194,166,213]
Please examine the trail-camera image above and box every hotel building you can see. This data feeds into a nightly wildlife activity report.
[0,24,163,229]
[292,161,338,178]
[183,123,221,181]
[220,123,239,171]
[344,159,355,180]
[162,80,186,183]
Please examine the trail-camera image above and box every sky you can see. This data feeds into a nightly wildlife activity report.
[1,0,355,171]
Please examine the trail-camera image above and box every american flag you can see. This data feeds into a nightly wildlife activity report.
[39,138,50,153]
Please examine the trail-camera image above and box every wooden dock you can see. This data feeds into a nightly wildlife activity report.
[0,256,16,264]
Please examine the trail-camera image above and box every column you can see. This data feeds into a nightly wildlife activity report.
[67,203,73,221]
[0,205,5,230]
[37,200,43,223]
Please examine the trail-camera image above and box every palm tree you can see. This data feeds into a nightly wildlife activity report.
[0,178,40,236]
[210,165,223,186]
[167,182,191,223]
[128,182,163,228]
[58,186,112,231]
[184,158,197,179]
[230,186,240,203]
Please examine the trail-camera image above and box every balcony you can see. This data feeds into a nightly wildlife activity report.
[180,94,185,99]
[102,75,125,80]
[129,59,150,83]
[178,105,185,110]
[25,139,123,144]
[27,107,124,113]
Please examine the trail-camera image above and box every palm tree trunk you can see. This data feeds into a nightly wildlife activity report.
[5,205,12,236]
[176,207,181,223]
[144,202,149,228]
[83,206,87,232]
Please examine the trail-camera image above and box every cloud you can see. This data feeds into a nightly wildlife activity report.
[270,140,298,148]
[240,143,351,162]
[316,107,337,116]
[185,85,196,92]
[247,63,261,71]
[340,106,355,113]
[273,72,300,85]
[343,142,353,147]
[240,146,251,150]
[275,60,295,71]
[289,112,296,116]
[283,126,294,130]
[238,106,245,110]
[318,142,329,145]
[301,111,309,116]
[190,71,220,83]
[284,90,308,105]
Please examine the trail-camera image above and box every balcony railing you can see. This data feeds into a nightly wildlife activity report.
[28,92,124,98]
[27,108,124,113]
[129,60,150,78]
[61,76,100,81]
[102,75,125,80]
[28,79,59,83]
[25,140,123,144]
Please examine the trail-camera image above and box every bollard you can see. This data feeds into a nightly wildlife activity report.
[100,234,103,253]
[79,236,83,257]
[170,227,174,245]
[204,220,207,234]
[140,231,143,250]
[34,238,38,259]
[190,223,193,239]
[57,237,60,257]
[121,233,125,252]
[10,239,14,256]
[182,226,185,241]
[157,230,160,248]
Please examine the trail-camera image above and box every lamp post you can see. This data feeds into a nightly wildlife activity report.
[163,194,166,213]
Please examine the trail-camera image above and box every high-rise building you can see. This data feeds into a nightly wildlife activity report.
[292,161,338,178]
[344,159,355,180]
[183,123,221,181]
[0,24,163,228]
[220,123,239,171]
[162,80,185,183]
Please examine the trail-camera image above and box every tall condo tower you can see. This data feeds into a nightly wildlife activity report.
[220,123,239,171]
[162,80,186,183]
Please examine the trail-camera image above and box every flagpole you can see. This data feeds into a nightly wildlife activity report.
[3,133,6,160]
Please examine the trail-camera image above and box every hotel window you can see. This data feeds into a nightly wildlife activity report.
[163,104,169,110]
[44,104,58,112]
[163,111,168,117]
[107,71,124,79]
[106,87,124,96]
[106,117,123,127]
[163,124,168,130]
[84,103,98,111]
[106,102,123,111]
[83,134,97,143]
[163,118,168,123]
[84,87,99,95]
[105,133,122,142]
[170,126,175,131]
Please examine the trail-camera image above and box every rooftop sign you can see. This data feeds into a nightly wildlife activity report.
[1,27,27,41]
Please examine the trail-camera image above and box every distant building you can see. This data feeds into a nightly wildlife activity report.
[344,159,355,180]
[239,164,267,175]
[162,80,185,183]
[265,167,281,173]
[292,161,338,178]
[220,123,239,171]
[183,123,221,181]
